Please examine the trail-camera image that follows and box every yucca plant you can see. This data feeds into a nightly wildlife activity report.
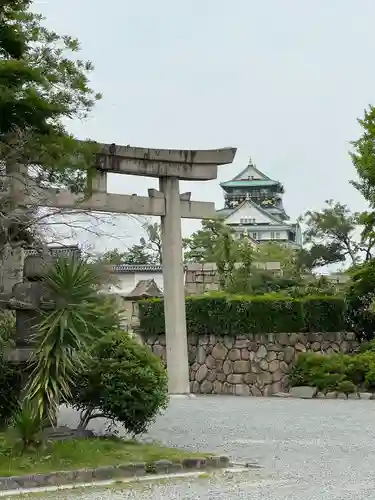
[25,257,119,425]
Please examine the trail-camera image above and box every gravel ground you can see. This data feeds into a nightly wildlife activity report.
[13,396,375,498]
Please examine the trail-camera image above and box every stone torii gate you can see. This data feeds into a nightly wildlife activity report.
[19,144,237,394]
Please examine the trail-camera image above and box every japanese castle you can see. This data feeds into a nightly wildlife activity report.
[217,159,302,248]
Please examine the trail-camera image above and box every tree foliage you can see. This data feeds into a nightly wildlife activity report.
[298,200,361,268]
[94,222,163,266]
[183,219,237,263]
[0,0,101,191]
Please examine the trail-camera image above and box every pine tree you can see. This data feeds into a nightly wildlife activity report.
[0,0,102,192]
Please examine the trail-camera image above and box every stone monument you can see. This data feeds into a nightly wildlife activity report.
[9,144,237,394]
[1,246,80,363]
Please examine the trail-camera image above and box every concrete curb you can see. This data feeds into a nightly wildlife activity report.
[273,390,375,400]
[0,456,230,493]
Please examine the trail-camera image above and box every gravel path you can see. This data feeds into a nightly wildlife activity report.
[13,396,375,498]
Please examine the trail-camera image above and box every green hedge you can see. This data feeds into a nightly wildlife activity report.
[302,296,346,333]
[139,294,346,338]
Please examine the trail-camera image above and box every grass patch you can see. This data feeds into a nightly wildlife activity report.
[0,434,208,477]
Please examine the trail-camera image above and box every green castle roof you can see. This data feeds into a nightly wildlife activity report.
[221,159,280,189]
[220,179,279,188]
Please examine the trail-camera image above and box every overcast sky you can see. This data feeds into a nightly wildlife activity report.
[36,0,375,252]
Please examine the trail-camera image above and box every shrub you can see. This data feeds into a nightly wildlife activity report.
[345,260,375,341]
[71,331,169,436]
[290,351,375,392]
[302,296,346,332]
[289,352,348,392]
[336,380,356,395]
[0,358,22,428]
[139,295,345,338]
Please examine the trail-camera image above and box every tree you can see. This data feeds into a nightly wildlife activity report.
[183,219,236,263]
[255,241,300,278]
[0,0,101,190]
[350,105,375,208]
[0,0,105,262]
[141,222,162,264]
[93,222,163,267]
[298,200,365,268]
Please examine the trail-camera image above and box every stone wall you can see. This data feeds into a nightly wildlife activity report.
[145,332,359,396]
[184,262,282,295]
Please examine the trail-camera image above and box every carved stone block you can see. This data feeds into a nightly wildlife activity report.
[15,310,41,346]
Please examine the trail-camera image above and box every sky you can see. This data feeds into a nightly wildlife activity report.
[35,0,375,253]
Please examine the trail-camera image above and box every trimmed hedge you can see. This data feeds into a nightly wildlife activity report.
[139,294,346,338]
[302,296,346,333]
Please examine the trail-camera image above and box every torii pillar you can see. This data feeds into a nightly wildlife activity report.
[19,144,237,394]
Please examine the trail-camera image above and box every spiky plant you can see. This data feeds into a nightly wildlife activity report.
[26,257,119,425]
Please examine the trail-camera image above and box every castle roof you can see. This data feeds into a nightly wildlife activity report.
[220,159,280,189]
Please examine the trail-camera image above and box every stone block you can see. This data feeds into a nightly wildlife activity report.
[289,333,298,345]
[223,382,233,394]
[217,373,226,382]
[24,254,53,280]
[359,392,373,400]
[228,348,241,361]
[272,369,283,382]
[206,370,216,382]
[277,333,290,346]
[270,381,283,394]
[227,374,244,384]
[257,371,273,386]
[244,372,257,384]
[268,360,280,373]
[213,380,223,393]
[15,310,41,346]
[280,361,289,373]
[311,342,321,351]
[325,391,337,399]
[235,384,250,396]
[289,386,317,399]
[267,343,281,352]
[251,363,262,374]
[234,338,250,349]
[259,359,269,371]
[266,351,277,362]
[348,393,360,400]
[272,392,292,398]
[190,381,200,393]
[295,342,306,353]
[283,346,295,364]
[200,380,213,393]
[241,348,250,360]
[196,364,208,382]
[233,360,250,374]
[256,345,267,359]
[211,343,228,360]
[197,346,206,364]
[250,385,262,396]
[223,336,233,349]
[206,355,216,369]
[223,360,233,375]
